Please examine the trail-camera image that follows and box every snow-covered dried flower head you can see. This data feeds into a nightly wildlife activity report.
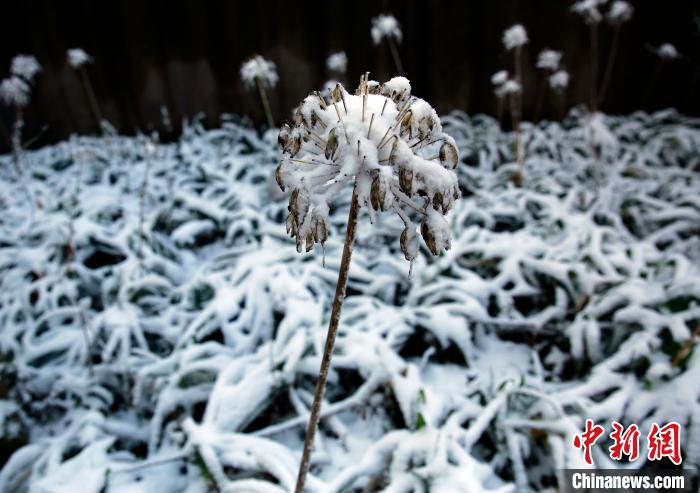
[502,24,528,50]
[67,48,93,68]
[491,70,509,98]
[276,74,460,264]
[501,79,522,96]
[606,1,633,25]
[549,70,570,91]
[0,76,30,107]
[536,50,562,71]
[10,55,41,83]
[655,43,680,61]
[240,55,279,90]
[571,0,607,24]
[371,14,402,45]
[326,52,348,74]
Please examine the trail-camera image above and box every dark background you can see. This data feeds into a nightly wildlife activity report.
[1,0,699,151]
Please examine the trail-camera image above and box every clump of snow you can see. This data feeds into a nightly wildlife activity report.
[655,43,680,61]
[491,70,509,87]
[326,51,348,74]
[67,48,93,68]
[0,77,30,107]
[10,55,41,83]
[571,0,606,24]
[240,55,279,90]
[549,70,570,91]
[501,79,522,95]
[536,49,562,71]
[502,24,528,50]
[371,14,402,45]
[606,0,634,24]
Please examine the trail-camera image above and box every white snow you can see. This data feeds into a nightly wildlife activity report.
[240,55,279,90]
[10,55,41,82]
[536,49,562,71]
[371,14,402,45]
[67,48,93,68]
[326,51,348,74]
[502,24,528,50]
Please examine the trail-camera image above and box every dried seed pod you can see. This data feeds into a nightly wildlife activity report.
[305,231,314,252]
[432,191,445,212]
[367,80,380,94]
[439,141,459,169]
[275,162,286,191]
[331,83,344,103]
[284,132,301,157]
[293,108,303,126]
[278,121,292,150]
[400,226,418,261]
[399,162,413,196]
[400,110,413,139]
[286,213,297,237]
[420,219,439,256]
[288,187,309,225]
[370,172,388,211]
[325,127,339,160]
[312,215,328,245]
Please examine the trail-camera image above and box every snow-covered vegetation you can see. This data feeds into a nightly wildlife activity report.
[1,104,699,491]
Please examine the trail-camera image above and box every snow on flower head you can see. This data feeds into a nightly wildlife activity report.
[240,55,279,90]
[549,70,570,91]
[502,24,528,50]
[67,48,93,68]
[326,52,348,74]
[536,50,562,71]
[0,76,30,107]
[656,43,680,61]
[371,14,402,45]
[606,1,633,25]
[571,0,607,24]
[491,70,509,87]
[501,79,522,96]
[10,55,41,83]
[276,74,460,265]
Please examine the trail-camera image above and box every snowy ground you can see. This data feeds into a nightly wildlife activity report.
[0,109,699,492]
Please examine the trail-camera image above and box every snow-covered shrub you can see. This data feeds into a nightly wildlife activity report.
[0,108,698,493]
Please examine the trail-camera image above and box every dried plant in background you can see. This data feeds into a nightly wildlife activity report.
[67,48,104,133]
[598,1,634,106]
[240,55,279,129]
[502,24,528,186]
[534,49,562,121]
[571,0,605,112]
[644,43,682,107]
[1,55,40,177]
[276,73,460,492]
[371,14,404,75]
[549,69,570,120]
[326,51,348,75]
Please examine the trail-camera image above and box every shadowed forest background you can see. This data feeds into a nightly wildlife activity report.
[0,0,699,149]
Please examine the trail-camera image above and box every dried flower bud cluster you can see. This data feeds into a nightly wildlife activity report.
[276,74,460,269]
[502,24,528,51]
[571,0,607,24]
[371,15,403,45]
[10,55,41,83]
[606,1,634,25]
[655,43,680,61]
[491,70,521,98]
[0,77,30,107]
[326,52,348,74]
[549,70,570,91]
[1,55,41,108]
[240,55,279,90]
[67,48,93,68]
[536,49,562,72]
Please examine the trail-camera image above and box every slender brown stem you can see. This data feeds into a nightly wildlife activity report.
[11,105,24,178]
[598,26,621,108]
[79,67,103,133]
[255,76,276,129]
[294,186,360,493]
[590,23,599,113]
[387,37,404,75]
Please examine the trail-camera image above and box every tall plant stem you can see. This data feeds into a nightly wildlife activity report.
[590,23,599,113]
[510,93,523,187]
[387,37,404,75]
[533,78,546,123]
[11,105,24,177]
[598,26,621,108]
[294,186,360,493]
[255,77,275,129]
[79,67,103,133]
